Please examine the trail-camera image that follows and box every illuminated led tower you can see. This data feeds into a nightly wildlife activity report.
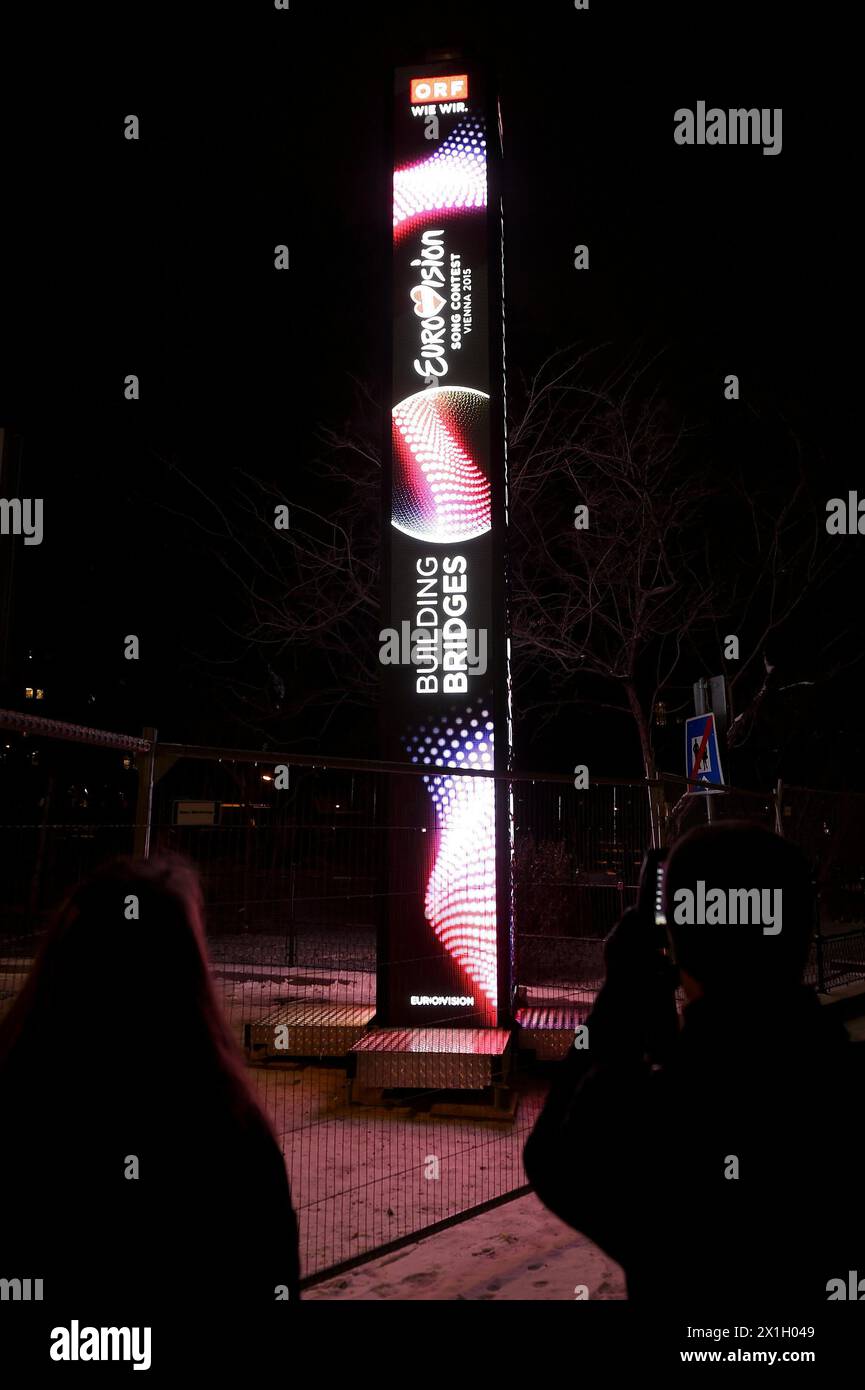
[380,60,511,1029]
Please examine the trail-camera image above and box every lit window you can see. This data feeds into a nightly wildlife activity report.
[36,689,45,700]
[25,687,34,699]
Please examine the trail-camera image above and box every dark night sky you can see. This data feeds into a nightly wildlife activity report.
[1,2,860,782]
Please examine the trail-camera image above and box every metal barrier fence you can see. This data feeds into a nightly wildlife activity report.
[1,711,864,1281]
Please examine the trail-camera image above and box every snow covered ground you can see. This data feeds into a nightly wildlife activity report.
[212,957,546,1277]
[304,1192,626,1301]
[2,940,863,1296]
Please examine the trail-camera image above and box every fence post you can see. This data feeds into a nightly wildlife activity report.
[813,874,827,993]
[774,779,784,836]
[815,927,826,994]
[133,727,157,860]
[287,860,297,967]
[647,780,663,848]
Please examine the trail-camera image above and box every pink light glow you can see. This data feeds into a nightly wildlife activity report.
[392,387,491,543]
[393,116,487,240]
[405,713,498,1021]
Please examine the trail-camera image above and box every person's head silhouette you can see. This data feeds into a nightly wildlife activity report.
[0,854,259,1124]
[663,821,814,1003]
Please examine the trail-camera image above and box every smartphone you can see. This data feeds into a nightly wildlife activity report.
[637,847,669,929]
[654,859,668,927]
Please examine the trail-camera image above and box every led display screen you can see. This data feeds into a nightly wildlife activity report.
[381,62,510,1028]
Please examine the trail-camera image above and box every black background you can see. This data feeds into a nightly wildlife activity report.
[0,1,859,778]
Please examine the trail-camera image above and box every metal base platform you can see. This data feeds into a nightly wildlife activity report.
[350,1027,512,1092]
[515,1005,591,1060]
[244,1002,376,1060]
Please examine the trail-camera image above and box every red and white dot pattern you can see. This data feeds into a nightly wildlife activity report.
[405,708,498,1020]
[393,116,487,241]
[392,388,491,543]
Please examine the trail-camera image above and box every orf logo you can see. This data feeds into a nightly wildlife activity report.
[410,74,469,104]
[411,286,446,318]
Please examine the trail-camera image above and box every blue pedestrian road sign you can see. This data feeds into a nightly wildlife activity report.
[685,712,724,792]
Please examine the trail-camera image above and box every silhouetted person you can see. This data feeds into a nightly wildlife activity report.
[0,854,300,1345]
[524,822,865,1304]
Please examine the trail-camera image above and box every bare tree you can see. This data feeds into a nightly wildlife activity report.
[159,382,382,743]
[161,349,855,787]
[707,439,849,752]
[508,345,719,791]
